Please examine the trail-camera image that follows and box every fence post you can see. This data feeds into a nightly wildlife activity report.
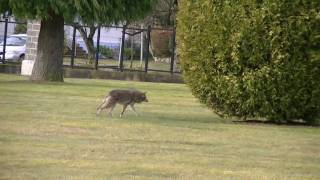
[140,24,144,67]
[1,17,8,63]
[144,25,151,73]
[170,28,176,74]
[70,25,76,68]
[119,25,126,72]
[95,26,101,70]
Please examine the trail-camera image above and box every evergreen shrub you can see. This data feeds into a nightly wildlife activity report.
[177,0,320,122]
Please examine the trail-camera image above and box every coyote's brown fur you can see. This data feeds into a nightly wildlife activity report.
[96,89,148,118]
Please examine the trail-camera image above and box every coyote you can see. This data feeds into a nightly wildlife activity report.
[96,89,148,118]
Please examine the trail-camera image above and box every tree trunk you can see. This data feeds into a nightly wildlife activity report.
[130,32,134,69]
[30,13,64,82]
[75,25,97,65]
[86,37,96,64]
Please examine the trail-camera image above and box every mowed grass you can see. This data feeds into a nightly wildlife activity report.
[0,73,320,179]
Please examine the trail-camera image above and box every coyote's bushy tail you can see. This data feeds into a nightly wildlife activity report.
[96,95,111,115]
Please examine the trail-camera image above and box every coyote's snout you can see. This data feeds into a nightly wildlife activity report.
[96,89,148,118]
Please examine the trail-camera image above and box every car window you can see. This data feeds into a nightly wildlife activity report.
[0,36,26,46]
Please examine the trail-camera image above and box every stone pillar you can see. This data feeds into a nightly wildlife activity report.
[21,21,40,76]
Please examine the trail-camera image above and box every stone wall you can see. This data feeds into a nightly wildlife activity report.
[63,68,183,83]
[21,21,40,75]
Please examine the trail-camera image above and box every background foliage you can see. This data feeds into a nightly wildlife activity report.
[99,46,114,59]
[0,0,154,81]
[177,0,320,123]
[150,29,173,58]
[13,18,27,34]
[0,0,154,25]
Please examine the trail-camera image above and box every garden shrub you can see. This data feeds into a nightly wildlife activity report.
[99,46,114,59]
[124,48,135,60]
[177,0,320,123]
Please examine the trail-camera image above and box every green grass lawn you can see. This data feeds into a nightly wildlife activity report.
[0,73,319,179]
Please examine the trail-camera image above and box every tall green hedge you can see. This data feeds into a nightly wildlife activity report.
[177,0,320,122]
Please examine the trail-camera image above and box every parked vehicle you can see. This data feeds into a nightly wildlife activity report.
[0,34,27,62]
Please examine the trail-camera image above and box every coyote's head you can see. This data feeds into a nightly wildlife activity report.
[136,91,148,103]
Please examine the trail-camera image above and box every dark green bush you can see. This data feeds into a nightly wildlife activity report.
[14,24,27,34]
[99,46,114,59]
[123,48,135,60]
[177,0,320,123]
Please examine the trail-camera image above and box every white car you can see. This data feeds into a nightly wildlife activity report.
[0,34,27,62]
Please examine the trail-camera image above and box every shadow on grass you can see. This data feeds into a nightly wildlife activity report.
[111,110,230,132]
[0,77,165,92]
[121,138,217,148]
[0,78,112,89]
[0,79,64,86]
[233,119,319,127]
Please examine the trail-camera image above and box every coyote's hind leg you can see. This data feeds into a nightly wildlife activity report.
[96,96,114,116]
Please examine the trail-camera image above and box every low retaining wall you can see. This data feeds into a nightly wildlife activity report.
[64,68,183,83]
[0,64,183,84]
[0,64,21,74]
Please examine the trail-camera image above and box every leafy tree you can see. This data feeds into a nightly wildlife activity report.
[14,18,27,34]
[142,0,177,61]
[0,0,154,81]
[177,0,320,123]
[157,0,176,27]
[144,0,177,27]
